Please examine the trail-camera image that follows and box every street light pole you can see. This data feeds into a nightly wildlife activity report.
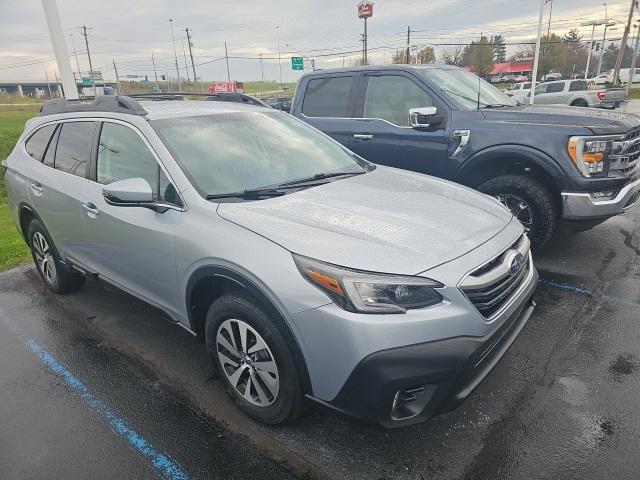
[596,22,616,76]
[40,0,78,99]
[585,23,597,79]
[169,19,182,92]
[276,26,283,85]
[530,0,546,104]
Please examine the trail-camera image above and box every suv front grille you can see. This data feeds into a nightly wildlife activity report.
[460,234,531,319]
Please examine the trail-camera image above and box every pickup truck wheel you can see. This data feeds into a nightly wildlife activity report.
[478,174,558,249]
[27,219,85,294]
[571,99,588,107]
[205,291,307,425]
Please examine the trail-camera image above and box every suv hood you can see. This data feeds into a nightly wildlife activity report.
[482,104,640,135]
[217,167,513,275]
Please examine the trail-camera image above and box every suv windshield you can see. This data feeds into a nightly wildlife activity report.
[152,112,365,198]
[414,67,517,110]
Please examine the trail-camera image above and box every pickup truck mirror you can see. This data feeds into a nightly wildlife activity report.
[409,107,438,128]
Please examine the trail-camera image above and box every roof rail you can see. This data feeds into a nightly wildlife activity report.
[129,92,270,107]
[38,95,148,117]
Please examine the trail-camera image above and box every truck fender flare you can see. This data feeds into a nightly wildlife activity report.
[457,144,565,184]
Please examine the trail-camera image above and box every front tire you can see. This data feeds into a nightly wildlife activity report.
[205,291,306,425]
[478,174,558,249]
[27,219,85,294]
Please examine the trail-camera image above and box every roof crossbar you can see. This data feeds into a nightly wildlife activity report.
[38,95,148,117]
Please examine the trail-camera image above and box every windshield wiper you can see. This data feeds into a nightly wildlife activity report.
[278,170,365,188]
[206,188,287,200]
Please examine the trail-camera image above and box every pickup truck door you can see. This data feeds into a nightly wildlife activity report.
[349,72,449,177]
[295,73,358,149]
[534,81,566,104]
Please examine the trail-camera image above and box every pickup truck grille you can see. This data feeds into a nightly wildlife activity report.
[460,234,531,319]
[611,128,640,175]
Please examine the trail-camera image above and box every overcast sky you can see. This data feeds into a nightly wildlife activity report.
[0,0,633,84]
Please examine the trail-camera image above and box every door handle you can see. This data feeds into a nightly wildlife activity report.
[30,182,44,195]
[353,133,374,140]
[81,202,99,216]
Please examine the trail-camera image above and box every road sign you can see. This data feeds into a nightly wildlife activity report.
[81,77,92,86]
[291,57,304,70]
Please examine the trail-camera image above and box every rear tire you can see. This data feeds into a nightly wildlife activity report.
[571,99,588,107]
[205,291,307,425]
[27,219,85,294]
[478,174,558,250]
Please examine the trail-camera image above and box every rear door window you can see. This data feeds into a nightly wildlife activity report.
[546,82,565,93]
[569,80,587,91]
[54,122,94,177]
[302,76,353,117]
[25,124,56,162]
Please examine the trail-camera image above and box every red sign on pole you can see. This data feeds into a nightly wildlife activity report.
[357,1,373,19]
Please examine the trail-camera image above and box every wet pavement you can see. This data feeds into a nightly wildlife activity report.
[1,207,640,479]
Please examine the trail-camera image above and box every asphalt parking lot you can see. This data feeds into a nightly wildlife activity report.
[1,206,640,480]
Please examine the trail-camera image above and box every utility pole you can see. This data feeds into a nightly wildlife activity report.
[363,17,368,65]
[406,26,411,63]
[614,0,638,84]
[151,53,160,92]
[112,60,121,94]
[185,28,197,85]
[80,25,97,97]
[168,19,181,91]
[224,42,231,83]
[276,26,283,84]
[259,54,265,82]
[41,0,78,99]
[70,33,81,80]
[627,22,640,93]
[181,39,191,83]
[546,0,553,37]
[44,68,52,99]
[530,0,546,104]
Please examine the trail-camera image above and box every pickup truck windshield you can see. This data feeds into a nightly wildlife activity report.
[151,112,365,198]
[414,67,517,110]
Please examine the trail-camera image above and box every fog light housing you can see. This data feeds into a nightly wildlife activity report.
[590,190,618,200]
[390,385,437,421]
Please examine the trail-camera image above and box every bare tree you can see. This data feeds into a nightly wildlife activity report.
[441,46,464,66]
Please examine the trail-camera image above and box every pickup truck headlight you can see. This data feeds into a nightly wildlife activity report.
[567,136,617,177]
[293,254,443,314]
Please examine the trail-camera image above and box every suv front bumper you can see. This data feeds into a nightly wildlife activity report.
[561,176,640,220]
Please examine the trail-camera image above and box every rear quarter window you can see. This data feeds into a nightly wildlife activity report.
[53,122,94,177]
[302,76,353,117]
[25,124,56,162]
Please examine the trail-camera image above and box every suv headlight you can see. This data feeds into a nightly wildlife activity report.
[293,254,443,314]
[567,135,619,177]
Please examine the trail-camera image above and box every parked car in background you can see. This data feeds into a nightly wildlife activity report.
[291,65,640,248]
[501,74,517,83]
[543,72,562,81]
[4,95,538,429]
[514,75,529,83]
[531,79,625,108]
[590,73,609,85]
[490,75,504,83]
[504,82,531,103]
[607,68,640,84]
[269,97,291,112]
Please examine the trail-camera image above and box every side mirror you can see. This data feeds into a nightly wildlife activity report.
[409,106,438,128]
[102,178,170,212]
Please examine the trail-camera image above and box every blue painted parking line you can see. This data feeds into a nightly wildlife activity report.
[538,277,639,308]
[0,312,190,480]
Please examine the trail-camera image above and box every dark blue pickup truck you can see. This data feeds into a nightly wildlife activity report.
[290,65,640,248]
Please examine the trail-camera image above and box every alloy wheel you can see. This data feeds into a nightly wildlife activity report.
[495,193,534,232]
[216,318,280,407]
[32,231,57,285]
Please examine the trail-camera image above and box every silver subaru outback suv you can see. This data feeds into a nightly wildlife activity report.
[4,96,537,428]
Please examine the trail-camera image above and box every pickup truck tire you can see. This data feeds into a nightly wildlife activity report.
[478,174,558,249]
[205,290,307,425]
[27,219,85,294]
[570,99,588,107]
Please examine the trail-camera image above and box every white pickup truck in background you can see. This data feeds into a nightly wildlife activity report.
[530,79,625,109]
